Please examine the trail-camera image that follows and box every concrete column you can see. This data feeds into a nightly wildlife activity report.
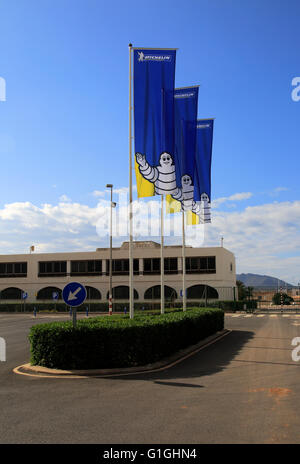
[177,256,182,273]
[102,259,107,276]
[66,260,71,279]
[139,258,143,276]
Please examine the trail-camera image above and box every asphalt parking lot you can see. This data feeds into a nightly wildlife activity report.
[0,311,300,444]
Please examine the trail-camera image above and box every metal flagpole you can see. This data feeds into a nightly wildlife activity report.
[161,195,165,314]
[129,43,134,319]
[182,210,186,311]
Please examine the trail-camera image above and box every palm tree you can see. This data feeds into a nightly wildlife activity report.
[236,280,247,300]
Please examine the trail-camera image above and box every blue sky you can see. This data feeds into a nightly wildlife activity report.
[0,0,300,283]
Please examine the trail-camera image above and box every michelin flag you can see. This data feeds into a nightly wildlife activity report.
[187,118,214,225]
[133,48,177,198]
[166,86,199,213]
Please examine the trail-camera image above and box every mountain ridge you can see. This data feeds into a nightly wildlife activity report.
[236,273,294,288]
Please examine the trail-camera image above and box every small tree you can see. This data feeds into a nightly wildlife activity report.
[246,286,254,301]
[272,292,294,305]
[236,280,247,300]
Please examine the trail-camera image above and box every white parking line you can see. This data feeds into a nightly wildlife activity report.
[231,314,242,318]
[244,315,253,318]
[270,315,278,318]
[257,315,265,317]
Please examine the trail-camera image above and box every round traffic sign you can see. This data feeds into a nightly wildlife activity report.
[62,282,87,307]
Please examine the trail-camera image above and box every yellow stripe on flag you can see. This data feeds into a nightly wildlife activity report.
[166,194,181,213]
[135,160,155,198]
[187,210,200,225]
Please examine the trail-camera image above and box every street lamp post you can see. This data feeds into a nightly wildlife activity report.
[106,184,116,316]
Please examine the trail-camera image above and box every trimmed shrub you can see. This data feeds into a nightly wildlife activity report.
[29,307,224,370]
[208,300,257,311]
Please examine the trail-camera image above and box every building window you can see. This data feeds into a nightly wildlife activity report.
[0,262,27,278]
[185,256,216,274]
[230,263,233,272]
[144,285,177,300]
[106,259,139,275]
[143,258,160,275]
[1,287,23,299]
[38,261,67,277]
[164,258,178,274]
[37,287,62,300]
[85,286,101,300]
[71,260,102,276]
[106,286,138,300]
[186,285,218,299]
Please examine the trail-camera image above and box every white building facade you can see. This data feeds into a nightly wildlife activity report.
[0,241,236,305]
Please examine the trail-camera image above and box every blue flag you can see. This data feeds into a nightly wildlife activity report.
[133,48,177,198]
[166,86,199,212]
[192,119,214,223]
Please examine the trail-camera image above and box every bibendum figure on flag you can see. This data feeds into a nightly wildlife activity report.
[192,193,211,223]
[169,174,207,218]
[135,152,178,196]
[170,175,211,222]
[171,174,196,212]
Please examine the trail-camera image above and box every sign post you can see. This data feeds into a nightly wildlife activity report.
[52,291,59,312]
[280,286,283,312]
[62,282,87,329]
[22,292,28,312]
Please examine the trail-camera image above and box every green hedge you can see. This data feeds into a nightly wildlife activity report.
[29,307,224,370]
[208,300,257,311]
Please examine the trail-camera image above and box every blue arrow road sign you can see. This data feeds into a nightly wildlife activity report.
[62,282,87,307]
[22,292,28,300]
[52,291,59,300]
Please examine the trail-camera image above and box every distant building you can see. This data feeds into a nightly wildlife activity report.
[0,241,236,305]
[253,287,300,306]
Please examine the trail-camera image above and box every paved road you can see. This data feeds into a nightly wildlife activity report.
[0,312,300,444]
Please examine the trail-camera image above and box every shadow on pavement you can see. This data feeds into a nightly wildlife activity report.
[92,329,255,383]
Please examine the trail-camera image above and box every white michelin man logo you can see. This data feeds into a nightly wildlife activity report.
[174,188,211,223]
[171,174,195,211]
[136,152,178,195]
[138,51,145,62]
[195,192,211,223]
[170,174,207,219]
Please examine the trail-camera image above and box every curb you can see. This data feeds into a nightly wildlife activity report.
[13,329,231,379]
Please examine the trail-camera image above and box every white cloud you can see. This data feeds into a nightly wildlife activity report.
[274,187,289,192]
[269,186,289,197]
[194,200,300,284]
[92,190,105,198]
[92,185,137,199]
[212,192,253,208]
[59,194,71,203]
[0,193,299,284]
